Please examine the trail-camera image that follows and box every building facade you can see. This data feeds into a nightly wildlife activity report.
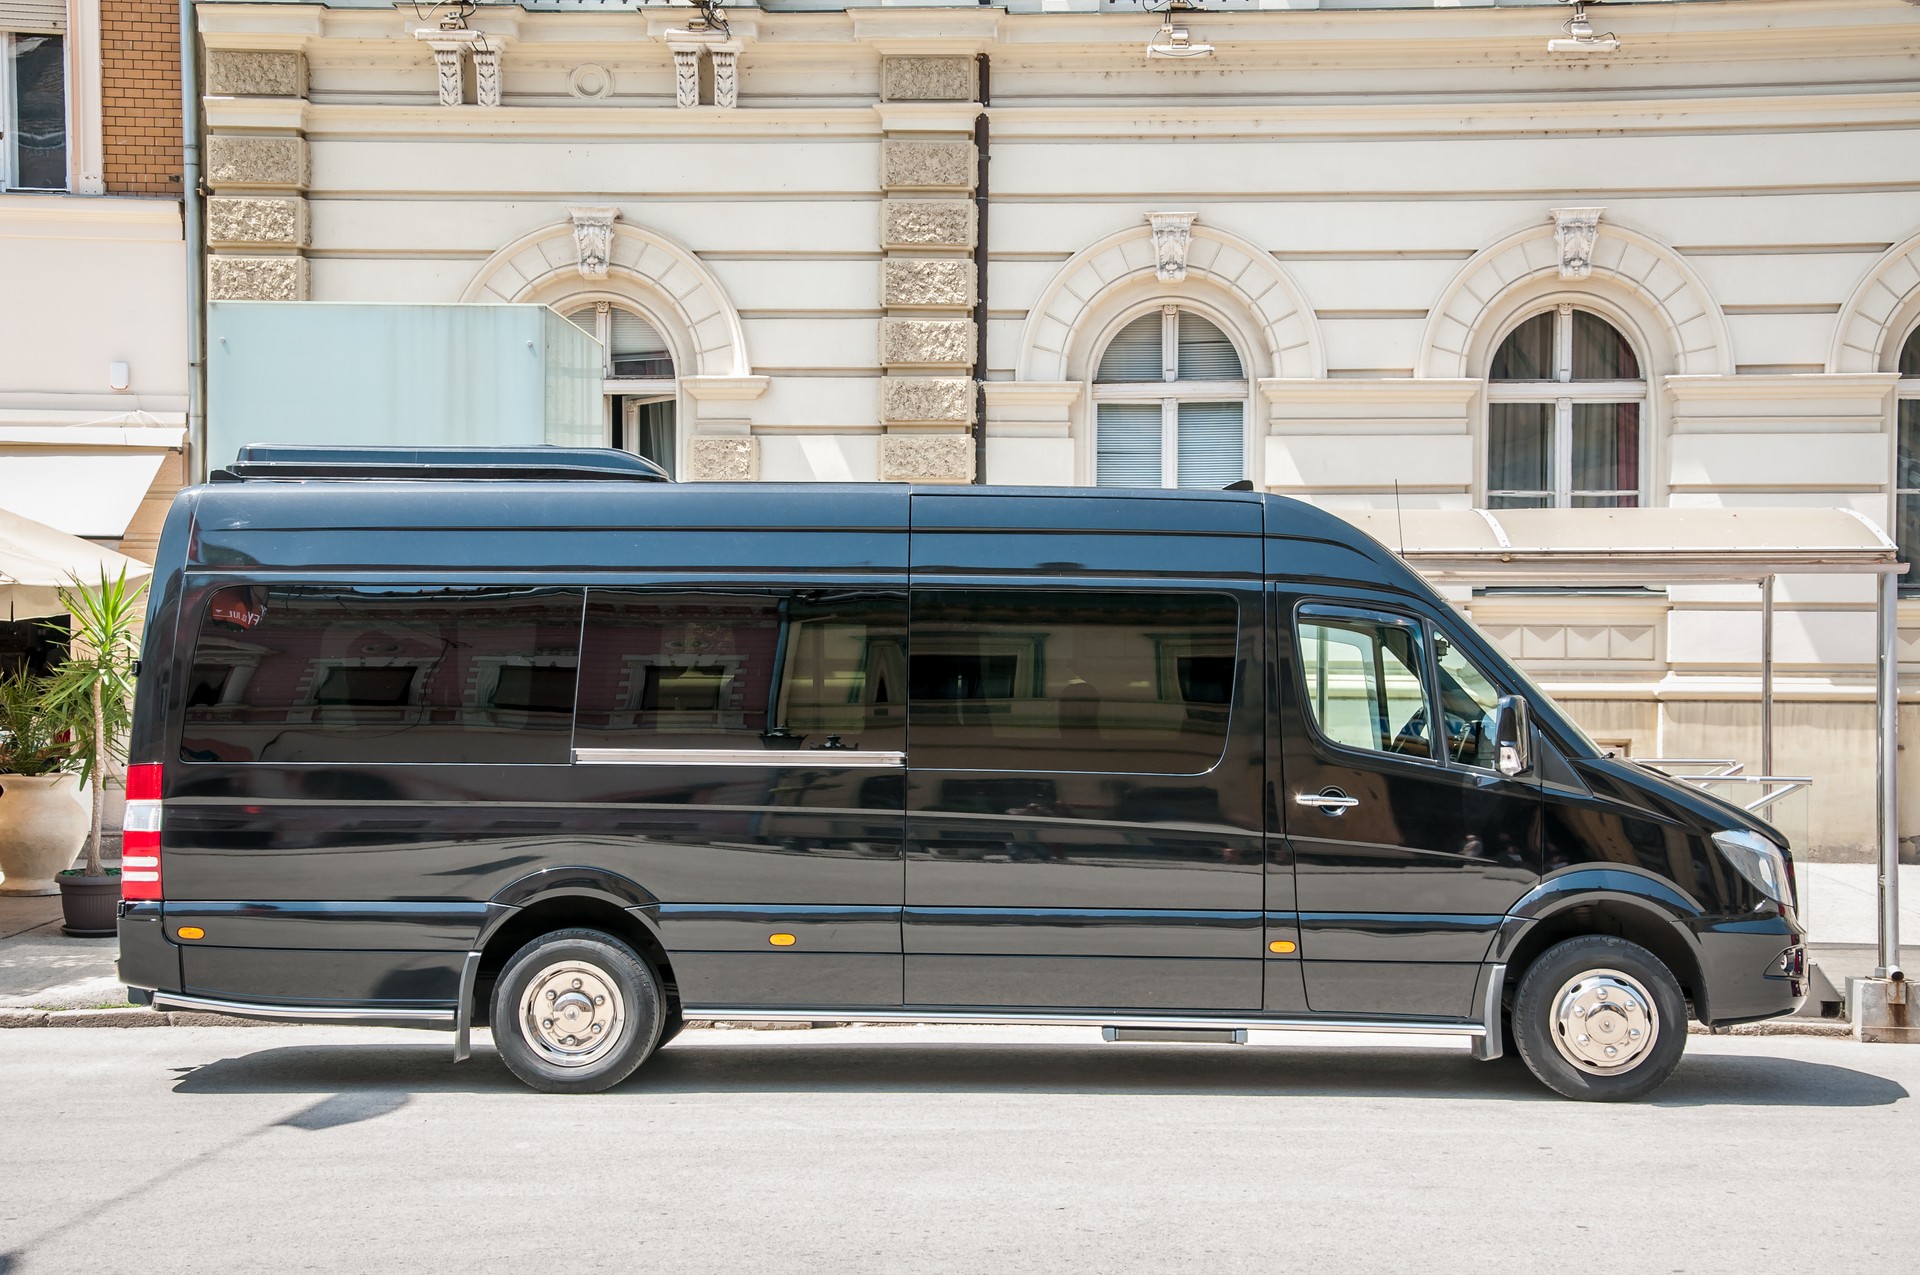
[182,0,1920,855]
[1,0,187,574]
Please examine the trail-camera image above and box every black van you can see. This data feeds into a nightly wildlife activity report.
[118,447,1806,1101]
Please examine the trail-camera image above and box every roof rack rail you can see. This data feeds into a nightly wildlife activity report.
[215,444,671,484]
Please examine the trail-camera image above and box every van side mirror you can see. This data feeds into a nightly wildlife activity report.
[1494,695,1533,778]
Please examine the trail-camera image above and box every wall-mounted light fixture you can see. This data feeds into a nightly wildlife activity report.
[1548,1,1619,54]
[1147,0,1214,60]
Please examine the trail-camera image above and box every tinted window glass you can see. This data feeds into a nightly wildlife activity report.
[181,586,584,764]
[1296,611,1434,760]
[1434,632,1503,770]
[575,590,906,753]
[910,591,1238,775]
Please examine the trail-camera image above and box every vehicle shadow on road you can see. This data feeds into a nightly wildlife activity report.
[169,1038,1909,1107]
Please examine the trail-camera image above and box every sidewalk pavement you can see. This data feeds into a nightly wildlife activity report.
[2,857,1914,1015]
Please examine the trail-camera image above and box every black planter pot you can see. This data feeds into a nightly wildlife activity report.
[58,870,120,937]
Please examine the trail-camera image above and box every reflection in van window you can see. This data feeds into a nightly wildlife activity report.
[1435,634,1503,769]
[574,591,906,753]
[180,585,585,765]
[1297,613,1434,759]
[910,591,1238,775]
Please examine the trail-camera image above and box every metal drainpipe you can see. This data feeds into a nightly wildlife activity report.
[180,0,207,481]
[971,53,989,485]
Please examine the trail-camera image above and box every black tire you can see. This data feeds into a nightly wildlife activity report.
[490,929,664,1094]
[1512,935,1687,1102]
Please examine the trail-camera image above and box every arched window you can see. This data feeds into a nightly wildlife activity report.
[1092,305,1248,489]
[564,303,677,476]
[1897,325,1920,592]
[1486,304,1644,508]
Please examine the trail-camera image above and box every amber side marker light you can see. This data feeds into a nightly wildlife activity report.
[177,926,205,940]
[1268,940,1297,954]
[769,933,797,947]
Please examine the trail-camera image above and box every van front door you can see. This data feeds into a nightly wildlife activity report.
[1276,596,1541,1019]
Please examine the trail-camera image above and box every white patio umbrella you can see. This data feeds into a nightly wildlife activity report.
[0,504,153,622]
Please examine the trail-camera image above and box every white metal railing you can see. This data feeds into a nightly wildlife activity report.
[1636,758,1811,815]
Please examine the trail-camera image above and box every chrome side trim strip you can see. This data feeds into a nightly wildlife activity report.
[1470,962,1507,1062]
[679,1007,1485,1036]
[572,748,905,769]
[154,991,455,1026]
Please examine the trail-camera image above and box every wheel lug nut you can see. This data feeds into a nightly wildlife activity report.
[592,1023,603,1034]
[1578,1035,1590,1044]
[1573,1007,1585,1018]
[1605,1046,1618,1057]
[594,995,605,1006]
[1597,989,1609,1000]
[546,990,556,1001]
[543,1019,553,1029]
[572,979,583,990]
[1630,1028,1641,1038]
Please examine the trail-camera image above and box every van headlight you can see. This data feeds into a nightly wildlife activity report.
[1712,829,1794,909]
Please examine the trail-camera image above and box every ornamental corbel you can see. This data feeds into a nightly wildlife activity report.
[1146,211,1197,283]
[413,28,502,108]
[1551,207,1604,280]
[665,26,742,109]
[569,206,620,280]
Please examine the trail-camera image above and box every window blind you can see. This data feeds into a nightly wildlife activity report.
[1175,402,1244,489]
[0,0,65,32]
[1176,312,1242,381]
[609,309,672,378]
[1097,314,1163,383]
[1095,403,1163,488]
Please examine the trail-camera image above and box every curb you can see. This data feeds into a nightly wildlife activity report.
[0,1007,272,1028]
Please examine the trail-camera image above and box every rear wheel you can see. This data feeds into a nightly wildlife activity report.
[1512,935,1687,1102]
[490,928,664,1094]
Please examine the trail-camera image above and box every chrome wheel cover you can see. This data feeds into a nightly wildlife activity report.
[518,960,626,1069]
[1549,967,1660,1076]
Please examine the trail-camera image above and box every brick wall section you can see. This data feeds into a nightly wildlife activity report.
[101,0,182,195]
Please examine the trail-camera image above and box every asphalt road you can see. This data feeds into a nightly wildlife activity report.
[2,1024,1913,1274]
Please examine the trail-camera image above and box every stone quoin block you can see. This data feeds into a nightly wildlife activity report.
[881,56,976,103]
[205,51,308,98]
[879,434,975,483]
[881,200,976,251]
[687,437,758,482]
[207,255,310,301]
[882,377,975,425]
[880,140,976,191]
[205,136,309,191]
[883,259,975,309]
[881,318,975,368]
[207,196,309,248]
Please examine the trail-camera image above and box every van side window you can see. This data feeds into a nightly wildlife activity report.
[1434,633,1503,770]
[1295,610,1435,760]
[180,585,585,765]
[909,590,1238,775]
[574,590,906,753]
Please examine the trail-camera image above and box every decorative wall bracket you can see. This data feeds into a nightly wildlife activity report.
[569,206,620,280]
[1551,206,1604,280]
[414,28,501,108]
[1147,211,1198,282]
[665,29,742,109]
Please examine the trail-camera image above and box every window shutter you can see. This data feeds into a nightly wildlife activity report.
[563,306,597,335]
[609,309,672,378]
[1176,312,1242,381]
[1096,403,1164,488]
[0,0,65,31]
[1174,401,1244,489]
[1096,314,1163,383]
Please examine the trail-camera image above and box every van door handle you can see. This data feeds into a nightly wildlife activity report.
[1295,790,1360,814]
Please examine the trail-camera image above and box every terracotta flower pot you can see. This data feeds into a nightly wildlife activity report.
[58,870,121,937]
[0,772,90,896]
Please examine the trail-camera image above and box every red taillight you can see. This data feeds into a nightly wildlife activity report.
[121,763,163,900]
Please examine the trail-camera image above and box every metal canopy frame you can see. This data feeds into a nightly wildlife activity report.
[1346,507,1906,978]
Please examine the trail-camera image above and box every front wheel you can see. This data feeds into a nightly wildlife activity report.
[1512,935,1687,1102]
[490,929,664,1094]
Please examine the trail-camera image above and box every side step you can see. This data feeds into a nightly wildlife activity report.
[1102,1026,1247,1045]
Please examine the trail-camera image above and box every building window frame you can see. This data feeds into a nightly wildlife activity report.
[1895,324,1920,594]
[2,27,69,193]
[562,298,680,477]
[1484,301,1647,509]
[1088,302,1252,490]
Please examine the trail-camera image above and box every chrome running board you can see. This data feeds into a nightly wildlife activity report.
[678,1006,1487,1037]
[154,991,455,1028]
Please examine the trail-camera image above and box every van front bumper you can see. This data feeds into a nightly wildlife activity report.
[1689,911,1806,1026]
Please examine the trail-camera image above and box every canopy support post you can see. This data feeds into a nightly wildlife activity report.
[1760,574,1775,777]
[1875,568,1902,979]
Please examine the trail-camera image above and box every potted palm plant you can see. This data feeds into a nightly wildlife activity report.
[0,669,86,895]
[40,570,147,935]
